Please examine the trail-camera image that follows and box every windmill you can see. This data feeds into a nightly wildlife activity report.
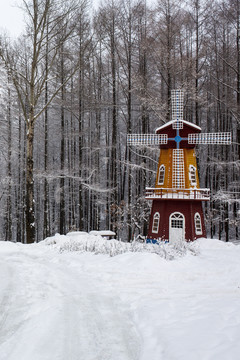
[127,89,231,243]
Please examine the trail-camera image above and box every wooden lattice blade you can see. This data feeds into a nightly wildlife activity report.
[127,134,168,145]
[171,89,184,124]
[188,132,231,144]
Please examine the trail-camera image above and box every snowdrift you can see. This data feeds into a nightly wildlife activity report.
[0,236,240,360]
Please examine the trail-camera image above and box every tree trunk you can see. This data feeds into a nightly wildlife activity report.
[60,89,66,234]
[110,24,118,233]
[6,77,12,241]
[195,0,200,126]
[26,121,35,244]
[43,21,50,239]
[237,0,240,161]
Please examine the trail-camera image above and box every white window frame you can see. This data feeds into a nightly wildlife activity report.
[194,212,202,235]
[158,165,165,185]
[189,165,197,186]
[170,212,185,229]
[152,212,160,233]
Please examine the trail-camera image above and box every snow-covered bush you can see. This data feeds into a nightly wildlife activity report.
[44,233,200,260]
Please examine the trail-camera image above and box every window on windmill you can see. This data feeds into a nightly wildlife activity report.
[171,219,183,228]
[189,165,197,186]
[170,213,184,229]
[194,213,202,235]
[158,165,165,185]
[152,212,160,233]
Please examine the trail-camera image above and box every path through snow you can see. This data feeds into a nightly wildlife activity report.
[0,242,140,360]
[1,237,240,360]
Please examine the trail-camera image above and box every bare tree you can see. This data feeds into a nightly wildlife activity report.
[0,0,82,243]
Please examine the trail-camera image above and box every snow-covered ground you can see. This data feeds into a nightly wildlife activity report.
[0,234,240,360]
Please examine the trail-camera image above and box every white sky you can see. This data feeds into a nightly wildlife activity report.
[0,0,154,38]
[0,0,24,37]
[0,0,100,37]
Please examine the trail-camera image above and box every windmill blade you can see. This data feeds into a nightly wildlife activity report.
[127,134,168,145]
[188,132,231,145]
[171,89,184,129]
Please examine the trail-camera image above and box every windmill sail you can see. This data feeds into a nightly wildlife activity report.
[188,132,231,145]
[171,89,184,129]
[127,134,168,145]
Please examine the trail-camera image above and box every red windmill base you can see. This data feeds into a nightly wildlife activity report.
[147,199,206,242]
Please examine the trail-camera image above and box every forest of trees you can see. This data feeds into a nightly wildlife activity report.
[0,0,239,244]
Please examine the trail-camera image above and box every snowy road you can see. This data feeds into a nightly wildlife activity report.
[1,237,240,360]
[0,242,139,360]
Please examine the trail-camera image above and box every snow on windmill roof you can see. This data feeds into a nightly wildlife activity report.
[155,119,201,133]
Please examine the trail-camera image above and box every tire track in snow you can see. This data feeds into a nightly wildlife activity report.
[58,267,140,360]
[0,263,13,334]
[0,252,35,357]
[0,248,140,360]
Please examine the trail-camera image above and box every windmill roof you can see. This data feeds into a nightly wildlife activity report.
[155,119,202,133]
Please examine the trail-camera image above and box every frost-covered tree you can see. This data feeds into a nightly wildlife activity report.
[0,0,84,243]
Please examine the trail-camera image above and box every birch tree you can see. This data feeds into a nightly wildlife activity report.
[0,0,81,243]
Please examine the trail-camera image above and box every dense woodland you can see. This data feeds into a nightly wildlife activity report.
[0,0,239,243]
